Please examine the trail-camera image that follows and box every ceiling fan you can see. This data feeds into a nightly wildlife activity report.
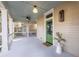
[26,16,31,21]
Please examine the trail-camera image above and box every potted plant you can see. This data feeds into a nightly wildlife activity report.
[55,32,66,54]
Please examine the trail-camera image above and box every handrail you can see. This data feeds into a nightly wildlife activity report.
[14,31,36,33]
[8,32,27,36]
[8,32,14,37]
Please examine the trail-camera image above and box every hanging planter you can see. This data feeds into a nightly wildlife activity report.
[55,32,66,54]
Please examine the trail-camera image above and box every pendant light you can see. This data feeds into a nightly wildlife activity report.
[33,5,38,13]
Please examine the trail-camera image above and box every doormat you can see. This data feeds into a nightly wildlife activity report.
[43,41,52,47]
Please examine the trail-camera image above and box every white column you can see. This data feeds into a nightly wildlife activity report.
[12,22,15,38]
[1,9,8,52]
[9,17,13,35]
[9,17,13,44]
[26,22,29,37]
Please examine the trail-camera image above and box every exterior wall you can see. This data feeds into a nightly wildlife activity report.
[54,2,79,56]
[37,16,45,42]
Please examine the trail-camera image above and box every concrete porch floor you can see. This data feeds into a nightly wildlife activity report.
[0,37,73,57]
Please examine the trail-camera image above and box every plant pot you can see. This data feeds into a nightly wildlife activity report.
[56,42,62,54]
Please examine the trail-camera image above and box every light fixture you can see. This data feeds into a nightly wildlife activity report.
[33,5,38,13]
[26,16,30,21]
[26,18,28,21]
[26,17,28,20]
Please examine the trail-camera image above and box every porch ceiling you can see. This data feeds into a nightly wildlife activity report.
[2,1,63,22]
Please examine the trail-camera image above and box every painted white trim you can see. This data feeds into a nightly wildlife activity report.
[44,8,54,44]
[52,8,55,44]
[44,14,46,43]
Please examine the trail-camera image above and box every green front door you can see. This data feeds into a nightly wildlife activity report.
[46,19,53,44]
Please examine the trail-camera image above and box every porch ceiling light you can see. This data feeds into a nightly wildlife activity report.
[33,5,38,13]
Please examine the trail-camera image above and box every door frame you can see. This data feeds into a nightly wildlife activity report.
[44,8,54,44]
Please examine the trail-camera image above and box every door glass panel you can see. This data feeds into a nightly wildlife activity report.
[46,19,53,45]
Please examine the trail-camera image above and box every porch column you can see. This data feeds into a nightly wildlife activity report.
[26,22,29,37]
[1,9,8,52]
[9,17,13,44]
[12,22,15,38]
